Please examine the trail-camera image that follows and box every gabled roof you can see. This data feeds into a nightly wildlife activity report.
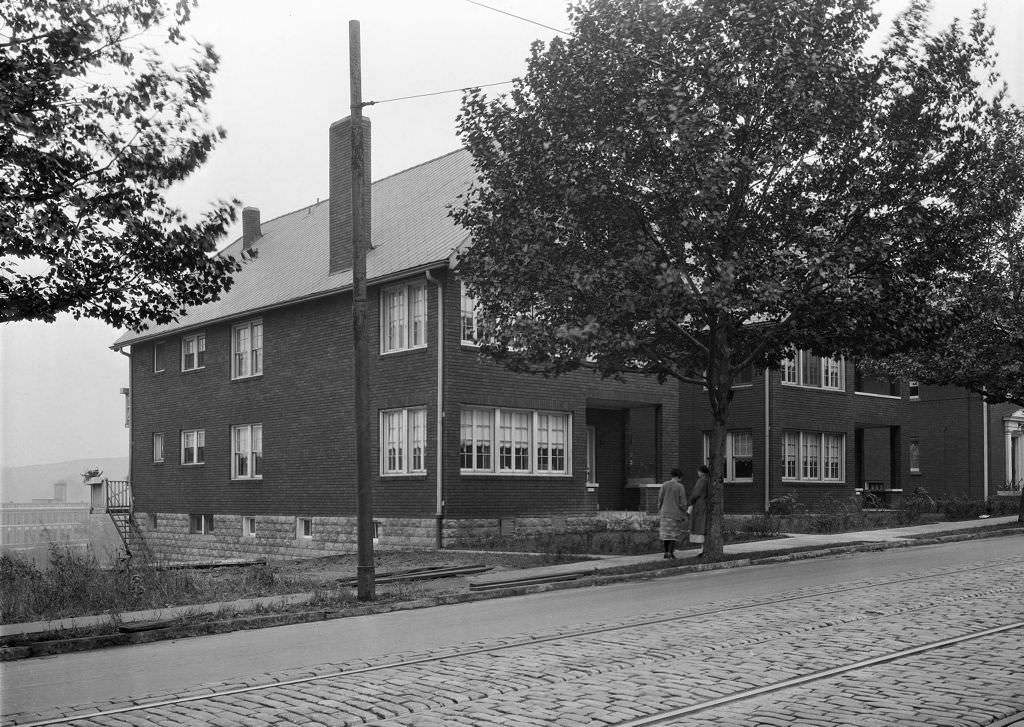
[113,148,475,348]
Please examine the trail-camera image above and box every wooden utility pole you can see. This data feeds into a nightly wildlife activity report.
[350,19,374,601]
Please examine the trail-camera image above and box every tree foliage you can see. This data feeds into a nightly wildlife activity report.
[453,0,1024,556]
[0,0,239,330]
[869,214,1024,407]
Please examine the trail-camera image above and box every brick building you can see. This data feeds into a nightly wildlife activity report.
[112,119,679,561]
[113,118,1021,562]
[680,361,1023,513]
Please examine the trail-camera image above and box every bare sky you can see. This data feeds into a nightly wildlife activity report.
[1,0,1021,471]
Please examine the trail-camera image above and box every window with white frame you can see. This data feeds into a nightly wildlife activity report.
[460,407,570,475]
[461,281,482,345]
[296,517,313,539]
[702,431,754,481]
[153,432,164,463]
[782,351,844,390]
[242,516,257,537]
[380,407,427,475]
[189,514,214,534]
[232,424,263,480]
[232,320,263,379]
[153,341,167,373]
[909,440,921,473]
[381,282,427,353]
[782,431,846,482]
[181,429,205,465]
[908,380,920,399]
[181,332,206,372]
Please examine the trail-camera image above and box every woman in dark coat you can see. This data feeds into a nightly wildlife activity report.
[689,465,709,557]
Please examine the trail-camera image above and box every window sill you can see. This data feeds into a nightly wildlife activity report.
[782,479,847,485]
[231,374,263,382]
[182,463,205,467]
[724,479,754,484]
[231,477,263,482]
[853,391,901,400]
[460,471,573,479]
[781,383,845,394]
[380,473,428,480]
[181,367,206,374]
[380,345,428,357]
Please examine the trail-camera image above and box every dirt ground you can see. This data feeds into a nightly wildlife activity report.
[268,548,594,599]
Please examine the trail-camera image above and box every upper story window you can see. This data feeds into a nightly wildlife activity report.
[181,429,205,465]
[232,320,263,379]
[461,281,482,345]
[153,340,167,373]
[232,423,263,480]
[381,407,427,475]
[182,333,206,372]
[460,407,570,476]
[908,380,920,399]
[782,351,844,391]
[381,282,427,354]
[703,431,754,482]
[152,432,164,463]
[783,430,845,482]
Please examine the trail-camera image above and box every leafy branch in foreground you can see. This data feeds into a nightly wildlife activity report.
[1,0,240,330]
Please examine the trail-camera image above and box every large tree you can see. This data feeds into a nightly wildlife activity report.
[453,0,1024,557]
[1,0,239,330]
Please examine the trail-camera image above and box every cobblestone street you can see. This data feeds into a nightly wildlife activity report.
[5,539,1022,727]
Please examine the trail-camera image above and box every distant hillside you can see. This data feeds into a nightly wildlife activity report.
[1,457,129,504]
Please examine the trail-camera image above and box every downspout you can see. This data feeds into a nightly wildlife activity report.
[118,347,132,492]
[983,398,989,500]
[425,270,444,548]
[763,366,771,513]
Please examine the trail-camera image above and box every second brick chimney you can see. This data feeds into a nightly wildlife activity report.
[329,116,372,274]
[242,206,262,252]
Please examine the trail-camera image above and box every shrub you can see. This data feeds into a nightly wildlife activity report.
[768,493,800,516]
[899,487,936,524]
[743,513,781,538]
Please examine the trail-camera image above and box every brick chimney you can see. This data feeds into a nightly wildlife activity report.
[329,116,372,275]
[242,206,262,252]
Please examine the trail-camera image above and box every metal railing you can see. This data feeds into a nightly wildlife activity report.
[105,479,132,511]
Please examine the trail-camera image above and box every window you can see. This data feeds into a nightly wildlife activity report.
[909,440,921,473]
[733,365,754,386]
[232,424,263,480]
[232,320,263,379]
[781,351,844,390]
[181,429,205,465]
[460,407,570,475]
[854,365,899,396]
[296,517,313,539]
[182,333,206,371]
[782,431,846,482]
[153,341,167,373]
[461,281,482,345]
[189,514,214,534]
[908,380,920,399]
[381,282,428,353]
[242,516,257,537]
[702,431,754,481]
[381,407,427,475]
[152,432,164,463]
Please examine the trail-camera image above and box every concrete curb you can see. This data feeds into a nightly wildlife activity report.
[1,525,1020,661]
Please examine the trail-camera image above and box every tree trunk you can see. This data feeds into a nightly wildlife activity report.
[1018,485,1023,524]
[703,324,734,559]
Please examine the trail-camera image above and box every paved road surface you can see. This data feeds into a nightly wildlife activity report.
[2,537,1022,725]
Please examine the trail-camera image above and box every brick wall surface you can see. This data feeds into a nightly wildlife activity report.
[129,268,680,541]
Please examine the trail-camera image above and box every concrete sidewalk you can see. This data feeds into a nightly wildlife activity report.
[465,515,1022,590]
[2,516,1019,640]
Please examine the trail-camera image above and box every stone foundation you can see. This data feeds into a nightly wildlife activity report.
[133,511,654,562]
[134,512,438,563]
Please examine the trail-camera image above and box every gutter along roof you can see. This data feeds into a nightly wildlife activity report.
[113,148,475,349]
